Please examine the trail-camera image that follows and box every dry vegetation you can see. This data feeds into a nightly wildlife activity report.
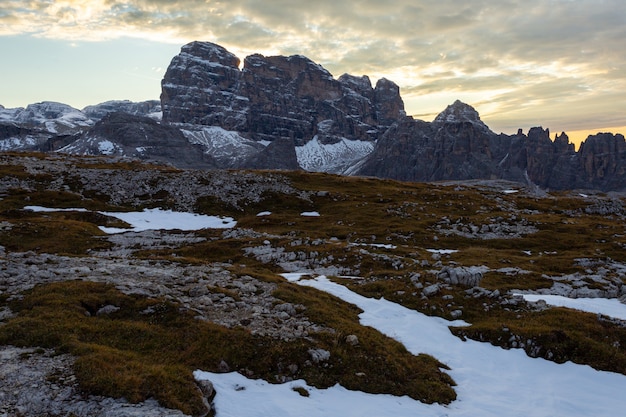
[1,153,626,415]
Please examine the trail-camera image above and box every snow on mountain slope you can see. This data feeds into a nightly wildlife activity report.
[0,136,40,151]
[11,102,93,134]
[295,136,375,173]
[58,135,122,156]
[181,126,265,167]
[82,100,162,121]
[0,106,22,123]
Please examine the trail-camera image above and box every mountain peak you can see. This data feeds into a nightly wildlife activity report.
[433,100,483,125]
[179,41,241,68]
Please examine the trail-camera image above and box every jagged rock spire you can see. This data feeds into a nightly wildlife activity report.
[433,100,485,126]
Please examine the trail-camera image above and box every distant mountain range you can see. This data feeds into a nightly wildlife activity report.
[2,41,625,191]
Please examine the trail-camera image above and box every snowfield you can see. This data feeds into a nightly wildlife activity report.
[97,208,237,233]
[295,136,374,173]
[518,293,626,321]
[195,274,626,417]
[24,206,237,233]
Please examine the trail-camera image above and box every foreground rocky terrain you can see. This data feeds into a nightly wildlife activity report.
[0,152,625,416]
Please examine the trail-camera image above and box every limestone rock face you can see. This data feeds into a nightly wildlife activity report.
[160,41,405,148]
[161,41,248,130]
[578,133,626,190]
[242,137,300,170]
[59,112,215,169]
[355,101,626,191]
[356,102,508,182]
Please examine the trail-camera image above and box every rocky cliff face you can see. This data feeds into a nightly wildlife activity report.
[161,41,405,149]
[356,100,626,191]
[577,133,626,190]
[161,42,247,130]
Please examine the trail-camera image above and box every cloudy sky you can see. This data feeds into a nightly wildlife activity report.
[1,0,625,145]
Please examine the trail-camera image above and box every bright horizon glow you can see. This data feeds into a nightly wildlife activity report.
[566,126,626,149]
[1,1,625,147]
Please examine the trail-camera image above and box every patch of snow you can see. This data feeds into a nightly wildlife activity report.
[147,111,163,121]
[498,153,509,167]
[296,136,374,173]
[503,189,519,194]
[205,274,626,417]
[181,126,262,165]
[22,206,236,233]
[0,106,23,122]
[98,140,116,155]
[351,243,397,249]
[0,136,39,151]
[256,211,272,217]
[281,273,309,282]
[194,370,444,417]
[98,208,236,233]
[517,294,626,321]
[300,211,320,217]
[426,249,458,254]
[316,119,334,133]
[24,206,88,213]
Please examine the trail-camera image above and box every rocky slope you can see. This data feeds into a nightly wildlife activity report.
[57,112,215,169]
[1,153,626,416]
[0,100,162,152]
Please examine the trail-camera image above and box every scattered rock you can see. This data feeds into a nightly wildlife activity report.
[196,379,216,402]
[217,360,230,373]
[438,266,486,287]
[96,305,120,316]
[450,310,463,319]
[345,334,359,346]
[423,284,440,297]
[308,349,331,364]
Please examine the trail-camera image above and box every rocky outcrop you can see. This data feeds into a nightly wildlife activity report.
[355,100,626,191]
[437,266,485,287]
[577,133,626,190]
[58,112,216,169]
[242,137,300,170]
[161,42,247,129]
[161,41,406,148]
[82,100,162,121]
[356,101,507,182]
